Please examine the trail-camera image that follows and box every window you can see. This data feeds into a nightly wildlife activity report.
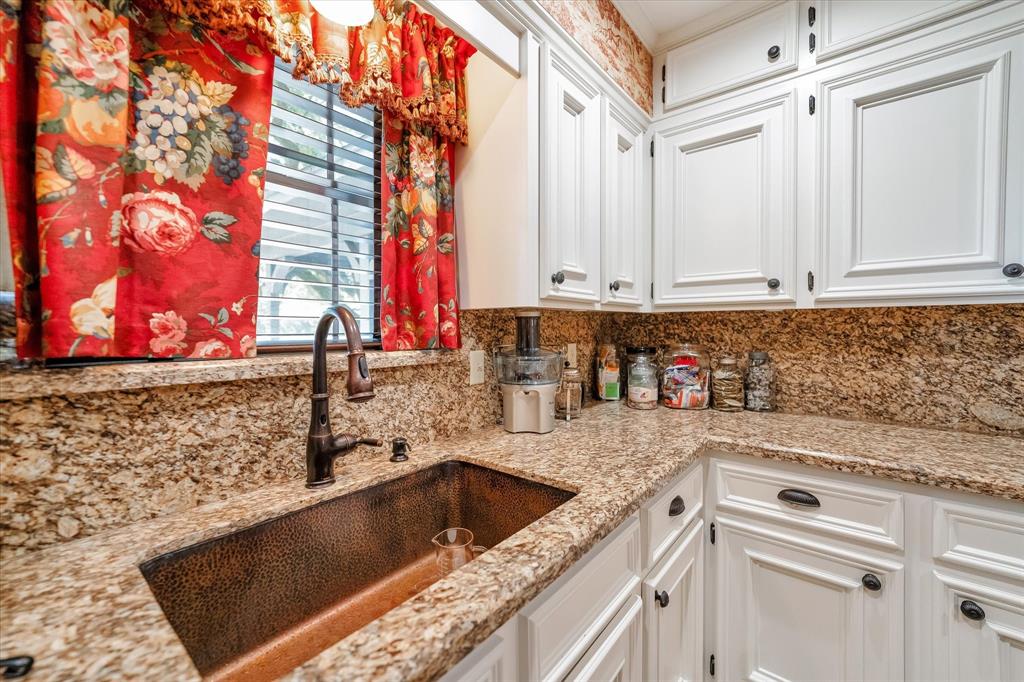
[257,60,382,348]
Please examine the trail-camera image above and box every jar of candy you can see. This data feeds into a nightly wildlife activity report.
[662,344,711,409]
[745,351,775,412]
[595,344,621,400]
[627,355,659,410]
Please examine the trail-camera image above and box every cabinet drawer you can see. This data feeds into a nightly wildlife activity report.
[711,459,904,550]
[664,2,798,109]
[519,514,641,682]
[933,500,1024,582]
[641,462,703,571]
[565,594,643,682]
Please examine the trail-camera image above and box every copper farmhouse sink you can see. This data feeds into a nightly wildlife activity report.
[139,461,575,681]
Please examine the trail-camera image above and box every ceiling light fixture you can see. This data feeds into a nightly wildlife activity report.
[309,0,375,26]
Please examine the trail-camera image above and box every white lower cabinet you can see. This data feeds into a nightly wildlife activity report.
[643,519,704,682]
[440,618,518,682]
[566,595,644,682]
[930,571,1024,682]
[518,515,641,681]
[713,515,905,681]
[447,455,1023,682]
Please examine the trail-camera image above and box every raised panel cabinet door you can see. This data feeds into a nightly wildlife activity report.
[565,595,643,682]
[931,572,1024,681]
[664,2,798,109]
[816,0,986,60]
[714,516,905,681]
[540,46,602,303]
[439,618,518,682]
[643,519,704,682]
[602,103,645,307]
[653,90,797,308]
[816,30,1024,304]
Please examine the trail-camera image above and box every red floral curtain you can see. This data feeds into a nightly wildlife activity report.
[2,0,473,358]
[2,0,272,359]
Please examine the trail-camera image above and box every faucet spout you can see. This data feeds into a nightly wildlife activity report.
[306,305,380,488]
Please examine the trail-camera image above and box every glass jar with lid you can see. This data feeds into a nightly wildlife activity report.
[627,355,658,410]
[712,356,744,412]
[555,362,583,420]
[662,344,711,409]
[745,351,775,412]
[623,346,658,391]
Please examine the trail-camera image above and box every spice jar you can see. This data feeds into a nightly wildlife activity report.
[712,356,744,412]
[662,344,711,409]
[627,355,658,410]
[555,362,583,421]
[595,343,620,400]
[745,351,775,412]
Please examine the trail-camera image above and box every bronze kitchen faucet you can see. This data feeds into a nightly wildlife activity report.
[306,305,382,487]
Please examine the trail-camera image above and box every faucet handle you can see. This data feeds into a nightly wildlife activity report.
[357,437,383,447]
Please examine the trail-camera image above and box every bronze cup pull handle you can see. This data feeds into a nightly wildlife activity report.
[778,488,821,508]
[668,495,685,517]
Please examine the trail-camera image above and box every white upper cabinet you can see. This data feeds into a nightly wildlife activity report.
[653,88,797,308]
[664,2,799,110]
[815,0,986,60]
[602,103,646,308]
[815,30,1024,305]
[714,516,905,681]
[539,45,603,304]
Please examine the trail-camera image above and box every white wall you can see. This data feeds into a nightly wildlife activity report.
[455,46,538,309]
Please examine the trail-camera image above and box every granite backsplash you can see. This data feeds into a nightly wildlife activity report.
[0,309,605,559]
[1,304,1021,558]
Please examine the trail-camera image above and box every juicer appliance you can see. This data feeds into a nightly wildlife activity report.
[493,310,563,434]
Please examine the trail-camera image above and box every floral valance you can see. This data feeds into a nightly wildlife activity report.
[153,0,475,142]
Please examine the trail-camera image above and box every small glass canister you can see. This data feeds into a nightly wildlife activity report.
[627,355,659,409]
[662,344,711,409]
[712,356,744,412]
[555,362,583,420]
[623,346,659,387]
[745,351,775,412]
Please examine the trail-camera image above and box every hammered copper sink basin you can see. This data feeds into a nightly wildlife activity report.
[139,461,575,681]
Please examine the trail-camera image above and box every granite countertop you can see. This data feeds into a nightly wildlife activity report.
[1,403,1021,681]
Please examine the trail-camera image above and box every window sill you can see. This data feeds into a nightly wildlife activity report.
[0,349,447,401]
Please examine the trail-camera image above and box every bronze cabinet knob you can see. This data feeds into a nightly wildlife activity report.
[960,600,986,621]
[861,573,882,591]
[1003,263,1023,278]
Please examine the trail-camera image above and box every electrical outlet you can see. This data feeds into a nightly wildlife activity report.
[469,350,486,385]
[566,343,577,367]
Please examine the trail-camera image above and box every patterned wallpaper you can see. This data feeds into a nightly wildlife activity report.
[537,0,653,114]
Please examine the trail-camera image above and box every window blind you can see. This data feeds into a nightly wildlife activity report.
[257,60,381,347]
